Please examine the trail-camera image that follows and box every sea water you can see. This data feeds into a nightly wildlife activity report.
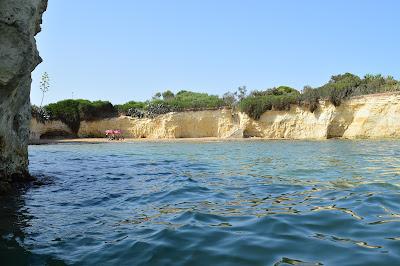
[1,140,400,265]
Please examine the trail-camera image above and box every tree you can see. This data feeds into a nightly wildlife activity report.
[162,90,175,100]
[40,72,50,107]
[301,86,319,112]
[222,92,236,107]
[152,92,161,100]
[235,86,247,101]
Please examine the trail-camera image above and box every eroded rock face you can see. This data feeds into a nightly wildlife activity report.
[0,0,47,190]
[31,92,400,140]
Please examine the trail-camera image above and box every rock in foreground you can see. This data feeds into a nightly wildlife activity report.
[0,0,47,192]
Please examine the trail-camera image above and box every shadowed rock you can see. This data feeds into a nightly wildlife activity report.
[0,0,47,193]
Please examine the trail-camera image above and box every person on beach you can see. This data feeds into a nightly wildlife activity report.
[105,130,114,140]
[114,130,124,140]
[105,130,124,140]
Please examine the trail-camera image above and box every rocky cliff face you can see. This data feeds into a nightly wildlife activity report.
[240,92,400,139]
[77,109,239,139]
[0,0,47,190]
[31,92,400,140]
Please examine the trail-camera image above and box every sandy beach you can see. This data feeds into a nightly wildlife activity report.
[29,137,266,145]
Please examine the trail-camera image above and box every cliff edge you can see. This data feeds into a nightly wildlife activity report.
[31,92,400,140]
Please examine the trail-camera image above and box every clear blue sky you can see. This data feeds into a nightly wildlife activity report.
[31,0,400,105]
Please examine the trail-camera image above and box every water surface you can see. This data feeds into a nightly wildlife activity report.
[2,140,400,265]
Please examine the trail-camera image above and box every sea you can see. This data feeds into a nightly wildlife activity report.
[1,140,400,265]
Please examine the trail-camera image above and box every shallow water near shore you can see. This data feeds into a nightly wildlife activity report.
[2,140,400,265]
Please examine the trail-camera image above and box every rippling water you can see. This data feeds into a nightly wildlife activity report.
[1,140,400,265]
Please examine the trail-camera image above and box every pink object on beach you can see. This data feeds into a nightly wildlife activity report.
[105,130,123,140]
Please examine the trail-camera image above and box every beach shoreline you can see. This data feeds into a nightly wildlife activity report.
[30,137,400,145]
[29,137,290,145]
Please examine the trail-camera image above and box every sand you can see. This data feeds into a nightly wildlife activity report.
[29,137,268,145]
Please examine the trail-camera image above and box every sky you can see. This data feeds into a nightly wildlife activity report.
[31,0,400,105]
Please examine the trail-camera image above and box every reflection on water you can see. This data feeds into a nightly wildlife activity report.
[0,190,31,265]
[1,140,400,265]
[0,187,66,265]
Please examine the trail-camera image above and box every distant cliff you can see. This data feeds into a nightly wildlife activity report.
[30,92,400,140]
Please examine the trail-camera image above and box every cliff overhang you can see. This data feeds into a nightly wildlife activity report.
[0,0,47,193]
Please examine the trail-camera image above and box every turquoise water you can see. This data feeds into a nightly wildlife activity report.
[2,140,400,265]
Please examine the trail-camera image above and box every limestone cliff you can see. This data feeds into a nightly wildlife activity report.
[241,92,400,139]
[0,0,47,189]
[78,109,239,139]
[30,118,75,140]
[30,92,400,140]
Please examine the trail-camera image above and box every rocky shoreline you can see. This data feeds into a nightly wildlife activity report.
[30,92,400,141]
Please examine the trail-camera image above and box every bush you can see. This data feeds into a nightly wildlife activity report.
[314,73,361,106]
[127,108,146,118]
[306,73,399,108]
[146,90,225,112]
[300,86,319,112]
[222,92,236,108]
[44,99,118,133]
[116,101,146,115]
[31,105,50,123]
[162,90,175,100]
[146,101,174,117]
[239,87,299,120]
[237,72,399,119]
[327,87,345,107]
[45,99,81,133]
[116,91,226,119]
[168,90,225,110]
[79,100,117,121]
[40,73,400,124]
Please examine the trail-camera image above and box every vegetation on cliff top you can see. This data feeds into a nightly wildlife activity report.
[42,100,117,133]
[238,73,400,119]
[150,90,224,111]
[32,73,400,127]
[116,90,225,117]
[239,86,300,120]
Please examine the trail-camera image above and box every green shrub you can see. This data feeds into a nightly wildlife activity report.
[117,91,225,117]
[307,73,399,108]
[44,99,118,133]
[236,73,399,119]
[300,86,319,112]
[315,73,361,106]
[162,90,175,100]
[115,101,146,115]
[45,99,81,133]
[327,87,345,107]
[78,100,117,121]
[31,105,50,123]
[149,90,225,111]
[239,87,299,120]
[40,73,400,124]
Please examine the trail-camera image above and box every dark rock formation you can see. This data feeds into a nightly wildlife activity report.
[0,0,47,192]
